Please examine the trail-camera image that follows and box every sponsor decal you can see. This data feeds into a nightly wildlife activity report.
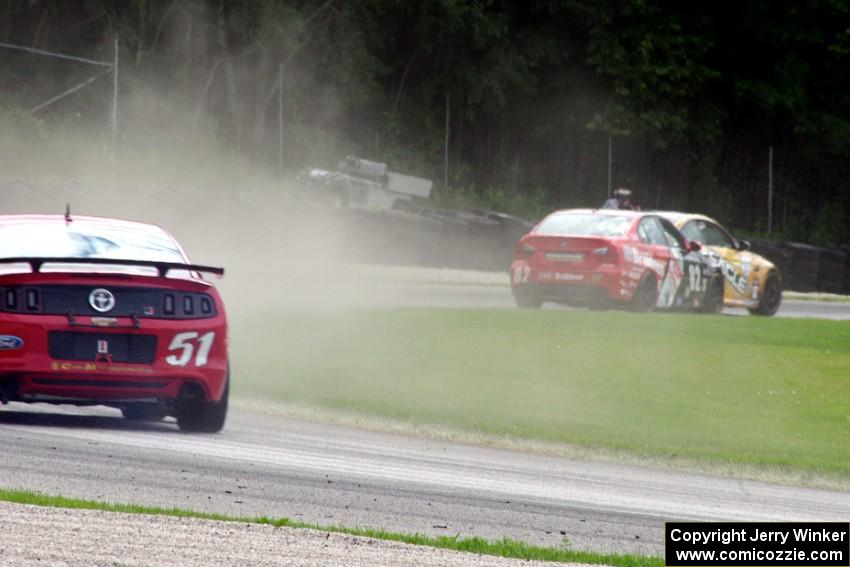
[50,361,154,374]
[541,271,582,282]
[719,260,747,294]
[0,335,24,350]
[553,272,582,281]
[546,252,583,262]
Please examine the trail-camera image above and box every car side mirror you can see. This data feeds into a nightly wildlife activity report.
[737,240,750,251]
[688,240,702,252]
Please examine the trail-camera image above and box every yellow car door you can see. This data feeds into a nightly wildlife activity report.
[679,218,754,305]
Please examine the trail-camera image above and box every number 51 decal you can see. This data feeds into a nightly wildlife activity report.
[166,331,215,367]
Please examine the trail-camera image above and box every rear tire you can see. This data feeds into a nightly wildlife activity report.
[749,272,782,316]
[513,288,543,309]
[629,273,657,312]
[121,403,166,422]
[699,273,724,314]
[176,374,229,433]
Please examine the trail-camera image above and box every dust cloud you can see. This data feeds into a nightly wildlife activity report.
[0,71,509,416]
[0,100,438,315]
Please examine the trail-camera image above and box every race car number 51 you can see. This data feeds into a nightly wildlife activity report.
[166,331,215,367]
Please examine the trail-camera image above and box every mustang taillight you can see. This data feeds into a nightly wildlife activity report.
[163,293,175,315]
[0,285,215,318]
[5,288,17,310]
[25,288,40,311]
[183,295,194,315]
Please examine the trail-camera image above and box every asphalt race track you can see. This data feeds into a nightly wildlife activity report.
[2,281,849,559]
[305,280,850,319]
[2,404,850,557]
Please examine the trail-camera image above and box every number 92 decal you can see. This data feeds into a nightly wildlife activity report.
[166,331,216,367]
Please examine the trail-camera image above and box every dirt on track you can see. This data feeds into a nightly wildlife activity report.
[0,501,587,567]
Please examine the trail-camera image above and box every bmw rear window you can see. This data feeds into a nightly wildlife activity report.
[535,213,631,237]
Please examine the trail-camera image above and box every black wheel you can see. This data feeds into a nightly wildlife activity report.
[513,288,543,309]
[121,403,166,422]
[749,272,782,316]
[699,273,724,314]
[176,374,229,433]
[629,273,657,312]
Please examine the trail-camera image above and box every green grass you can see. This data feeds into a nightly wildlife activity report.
[0,489,659,567]
[231,308,850,478]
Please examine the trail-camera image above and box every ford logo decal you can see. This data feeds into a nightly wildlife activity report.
[0,335,24,350]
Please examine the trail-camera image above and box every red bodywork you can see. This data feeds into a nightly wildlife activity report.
[509,209,675,307]
[0,215,227,410]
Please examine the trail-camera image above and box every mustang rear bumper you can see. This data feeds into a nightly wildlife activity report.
[0,314,227,404]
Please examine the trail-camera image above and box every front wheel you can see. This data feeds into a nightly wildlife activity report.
[629,273,657,312]
[176,373,229,433]
[698,273,725,314]
[748,272,782,316]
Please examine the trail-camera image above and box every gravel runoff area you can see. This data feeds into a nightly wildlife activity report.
[0,502,589,567]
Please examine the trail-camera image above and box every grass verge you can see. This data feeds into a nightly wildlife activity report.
[231,308,850,480]
[0,489,660,567]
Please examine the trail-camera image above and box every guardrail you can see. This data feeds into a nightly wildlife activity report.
[309,206,850,294]
[749,240,849,294]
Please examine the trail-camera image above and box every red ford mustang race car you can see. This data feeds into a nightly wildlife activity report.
[510,209,724,312]
[0,214,229,432]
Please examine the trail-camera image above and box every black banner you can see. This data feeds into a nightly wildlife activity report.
[666,522,850,567]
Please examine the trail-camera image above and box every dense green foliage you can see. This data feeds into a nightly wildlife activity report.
[1,1,848,243]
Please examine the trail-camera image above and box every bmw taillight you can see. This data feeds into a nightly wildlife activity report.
[592,245,620,263]
[514,242,534,258]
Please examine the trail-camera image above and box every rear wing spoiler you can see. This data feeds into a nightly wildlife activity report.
[0,257,225,278]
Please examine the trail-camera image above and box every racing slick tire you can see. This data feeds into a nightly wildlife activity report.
[748,271,782,317]
[629,273,657,313]
[176,372,229,433]
[121,403,167,422]
[513,288,543,309]
[698,273,725,314]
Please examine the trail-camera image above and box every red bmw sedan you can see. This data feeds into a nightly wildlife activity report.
[510,208,723,312]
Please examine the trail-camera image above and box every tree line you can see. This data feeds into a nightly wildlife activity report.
[2,0,849,244]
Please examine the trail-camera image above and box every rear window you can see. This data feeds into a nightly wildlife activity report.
[0,221,185,263]
[535,213,631,237]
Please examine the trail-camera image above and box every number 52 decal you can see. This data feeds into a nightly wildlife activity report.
[166,331,215,367]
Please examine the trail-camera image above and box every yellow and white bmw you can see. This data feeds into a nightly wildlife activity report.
[658,212,782,316]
